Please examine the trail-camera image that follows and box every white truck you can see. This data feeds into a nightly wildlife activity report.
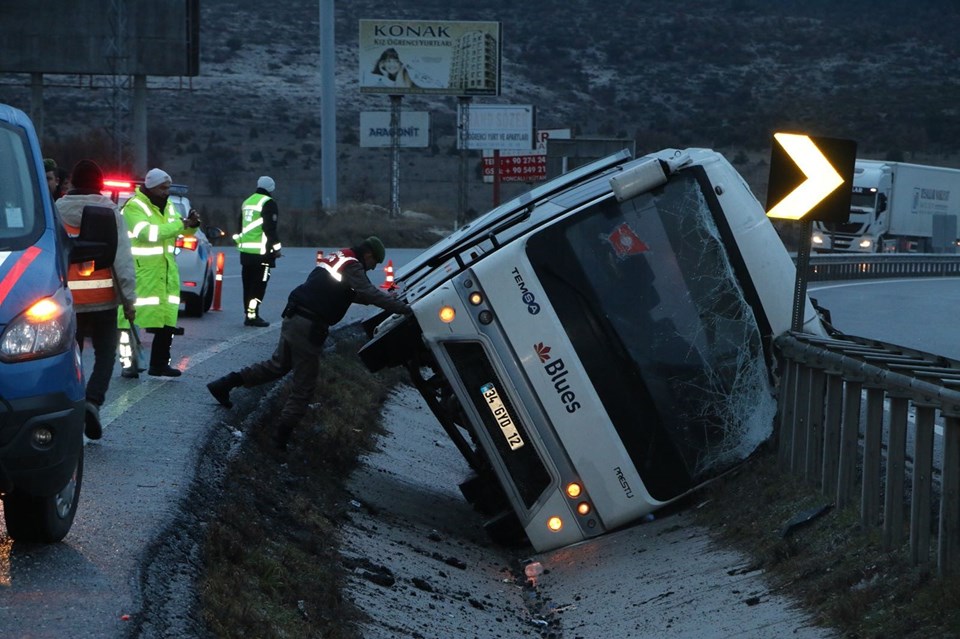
[812,159,960,253]
[359,148,826,552]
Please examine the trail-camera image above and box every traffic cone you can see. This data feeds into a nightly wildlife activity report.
[316,249,324,266]
[380,259,397,290]
[211,251,225,311]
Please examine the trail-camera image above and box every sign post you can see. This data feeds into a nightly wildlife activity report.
[766,132,857,331]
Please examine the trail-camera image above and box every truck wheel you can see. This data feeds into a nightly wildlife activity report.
[2,448,83,543]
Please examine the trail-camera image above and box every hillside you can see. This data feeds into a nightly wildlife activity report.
[3,0,960,237]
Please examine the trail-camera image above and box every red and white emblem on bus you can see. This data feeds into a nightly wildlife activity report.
[534,342,551,363]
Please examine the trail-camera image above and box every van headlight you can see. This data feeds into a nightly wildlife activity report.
[0,288,74,362]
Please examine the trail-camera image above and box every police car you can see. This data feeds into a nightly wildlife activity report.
[103,179,224,316]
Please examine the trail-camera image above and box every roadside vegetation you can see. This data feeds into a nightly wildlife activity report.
[198,329,407,638]
[692,450,960,638]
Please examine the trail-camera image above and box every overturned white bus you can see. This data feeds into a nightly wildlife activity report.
[360,148,827,552]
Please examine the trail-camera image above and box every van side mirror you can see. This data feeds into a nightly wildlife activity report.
[69,205,118,270]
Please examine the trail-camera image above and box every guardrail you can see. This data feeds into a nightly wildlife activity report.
[775,331,960,576]
[804,253,960,281]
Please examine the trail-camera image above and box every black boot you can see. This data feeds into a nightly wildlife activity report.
[207,372,243,408]
[148,327,180,376]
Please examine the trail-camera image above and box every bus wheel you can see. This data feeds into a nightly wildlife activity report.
[2,448,83,543]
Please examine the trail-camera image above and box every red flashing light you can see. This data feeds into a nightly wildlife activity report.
[103,179,134,189]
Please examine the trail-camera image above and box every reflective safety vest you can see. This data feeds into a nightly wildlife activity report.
[287,249,359,325]
[63,222,117,307]
[236,193,271,255]
[117,189,190,329]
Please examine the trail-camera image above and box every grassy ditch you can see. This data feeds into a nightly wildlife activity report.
[198,330,407,638]
[692,450,960,638]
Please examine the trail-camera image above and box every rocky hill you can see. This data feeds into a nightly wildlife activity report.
[4,0,960,232]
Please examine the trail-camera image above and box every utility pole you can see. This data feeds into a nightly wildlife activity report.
[319,0,337,209]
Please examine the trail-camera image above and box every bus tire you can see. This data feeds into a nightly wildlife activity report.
[2,448,83,543]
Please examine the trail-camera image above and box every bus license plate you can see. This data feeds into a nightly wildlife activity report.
[480,382,524,451]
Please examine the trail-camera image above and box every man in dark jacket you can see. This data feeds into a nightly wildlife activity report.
[235,175,282,327]
[206,236,410,451]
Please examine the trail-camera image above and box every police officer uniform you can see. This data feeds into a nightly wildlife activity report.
[236,175,282,327]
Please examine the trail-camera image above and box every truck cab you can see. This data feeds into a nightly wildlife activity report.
[0,104,116,542]
[812,160,891,252]
[360,148,825,551]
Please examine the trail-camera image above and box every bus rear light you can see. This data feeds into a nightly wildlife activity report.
[547,516,563,532]
[577,502,591,516]
[565,482,582,498]
[439,306,455,323]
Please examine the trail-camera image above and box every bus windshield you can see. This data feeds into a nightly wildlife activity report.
[527,170,775,501]
[0,121,43,251]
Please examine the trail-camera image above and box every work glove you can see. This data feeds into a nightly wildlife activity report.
[183,210,201,229]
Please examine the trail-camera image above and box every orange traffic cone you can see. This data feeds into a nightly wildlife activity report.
[380,259,397,290]
[316,249,324,266]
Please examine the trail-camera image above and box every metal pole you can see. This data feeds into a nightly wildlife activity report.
[132,75,147,177]
[390,95,401,218]
[457,96,472,229]
[319,0,337,209]
[791,220,813,332]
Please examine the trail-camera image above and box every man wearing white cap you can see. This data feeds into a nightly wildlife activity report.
[117,168,201,377]
[235,175,283,327]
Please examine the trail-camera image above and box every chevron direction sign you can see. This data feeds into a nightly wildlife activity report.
[766,133,857,222]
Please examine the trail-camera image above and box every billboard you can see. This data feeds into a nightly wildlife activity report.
[359,111,430,148]
[457,104,535,151]
[483,129,571,183]
[0,0,199,76]
[359,20,501,97]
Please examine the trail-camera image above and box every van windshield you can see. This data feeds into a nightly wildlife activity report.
[527,170,775,501]
[0,121,43,250]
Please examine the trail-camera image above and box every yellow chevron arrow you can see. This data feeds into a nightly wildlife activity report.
[767,133,845,220]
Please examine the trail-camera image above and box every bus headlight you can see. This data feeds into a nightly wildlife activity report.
[0,288,74,363]
[547,516,563,532]
[438,306,455,323]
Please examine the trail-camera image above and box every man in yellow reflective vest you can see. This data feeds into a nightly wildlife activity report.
[235,175,282,327]
[56,159,137,440]
[117,168,200,377]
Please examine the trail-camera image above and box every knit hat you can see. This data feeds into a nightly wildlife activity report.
[364,236,386,264]
[257,175,276,192]
[70,159,104,191]
[43,158,57,172]
[144,168,172,189]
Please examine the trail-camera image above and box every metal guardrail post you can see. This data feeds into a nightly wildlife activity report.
[793,366,812,474]
[821,373,844,497]
[777,361,797,467]
[805,369,826,484]
[862,387,885,528]
[882,396,909,550]
[939,415,960,576]
[836,379,862,508]
[910,404,936,565]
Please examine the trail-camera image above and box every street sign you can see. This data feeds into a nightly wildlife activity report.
[482,129,571,183]
[458,104,535,151]
[766,133,857,222]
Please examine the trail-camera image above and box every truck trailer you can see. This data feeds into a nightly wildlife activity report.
[812,159,960,253]
[359,148,827,552]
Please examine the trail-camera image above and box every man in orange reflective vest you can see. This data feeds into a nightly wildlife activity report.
[207,237,410,452]
[55,159,137,440]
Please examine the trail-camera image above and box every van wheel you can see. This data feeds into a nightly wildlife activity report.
[3,448,83,543]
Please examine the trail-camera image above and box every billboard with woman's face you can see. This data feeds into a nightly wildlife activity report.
[359,20,502,97]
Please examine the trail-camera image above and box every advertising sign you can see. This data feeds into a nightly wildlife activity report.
[359,20,502,97]
[457,104,535,151]
[359,111,430,148]
[483,129,571,183]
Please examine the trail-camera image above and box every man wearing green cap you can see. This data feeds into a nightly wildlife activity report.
[206,236,410,451]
